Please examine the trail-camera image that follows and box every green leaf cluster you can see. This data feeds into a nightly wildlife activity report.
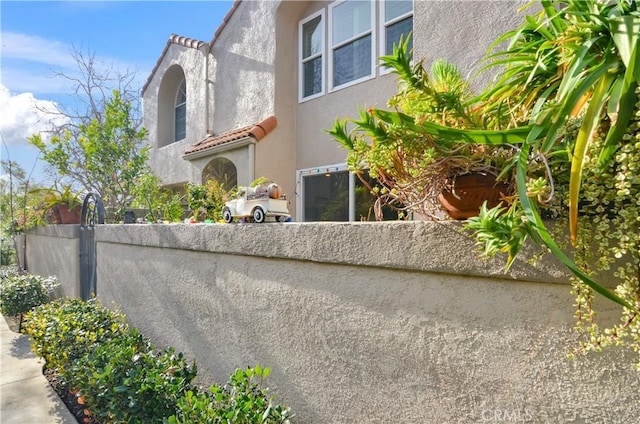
[23,298,129,374]
[22,296,291,422]
[168,366,292,424]
[0,269,58,317]
[131,173,185,223]
[328,35,523,219]
[186,179,232,222]
[29,90,150,211]
[459,0,640,364]
[65,328,197,423]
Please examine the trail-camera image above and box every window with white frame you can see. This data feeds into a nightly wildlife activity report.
[299,10,324,101]
[298,1,413,100]
[174,80,186,142]
[297,165,400,222]
[329,0,375,90]
[382,0,413,56]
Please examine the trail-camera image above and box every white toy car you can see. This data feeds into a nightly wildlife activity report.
[222,183,290,223]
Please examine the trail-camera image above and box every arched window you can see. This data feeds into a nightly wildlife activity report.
[202,157,238,190]
[175,80,186,141]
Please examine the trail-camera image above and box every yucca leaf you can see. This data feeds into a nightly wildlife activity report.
[610,15,640,70]
[327,120,354,151]
[598,33,640,167]
[516,139,639,312]
[541,58,617,153]
[541,0,566,34]
[371,109,532,145]
[555,38,600,103]
[568,69,616,245]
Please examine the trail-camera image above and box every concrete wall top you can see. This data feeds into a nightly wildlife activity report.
[96,221,570,284]
[31,225,80,239]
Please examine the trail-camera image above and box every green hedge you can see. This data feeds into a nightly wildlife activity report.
[0,267,58,318]
[22,297,291,423]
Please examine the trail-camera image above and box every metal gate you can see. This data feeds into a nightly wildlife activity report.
[79,193,105,300]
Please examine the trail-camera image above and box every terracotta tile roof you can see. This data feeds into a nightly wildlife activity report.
[184,115,277,157]
[142,33,208,95]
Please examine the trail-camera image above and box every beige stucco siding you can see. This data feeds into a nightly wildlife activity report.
[209,1,278,134]
[295,0,530,174]
[145,43,208,186]
[26,222,640,423]
[142,0,535,216]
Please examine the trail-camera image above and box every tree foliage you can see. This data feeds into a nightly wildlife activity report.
[30,90,150,210]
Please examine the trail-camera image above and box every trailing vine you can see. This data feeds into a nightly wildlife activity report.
[566,95,640,366]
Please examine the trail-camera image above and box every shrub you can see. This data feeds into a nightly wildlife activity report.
[65,328,197,423]
[23,298,128,374]
[0,269,59,331]
[22,295,292,422]
[186,180,231,222]
[0,236,15,266]
[0,265,21,282]
[168,366,292,424]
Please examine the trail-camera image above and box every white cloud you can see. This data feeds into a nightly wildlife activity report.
[0,84,70,147]
[1,31,147,97]
[1,32,79,69]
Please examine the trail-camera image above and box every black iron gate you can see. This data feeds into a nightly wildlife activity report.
[79,193,105,300]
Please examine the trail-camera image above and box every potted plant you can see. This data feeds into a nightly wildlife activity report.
[461,0,640,365]
[372,1,640,366]
[328,36,527,220]
[331,0,640,367]
[33,185,83,224]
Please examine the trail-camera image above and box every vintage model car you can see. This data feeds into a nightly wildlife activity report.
[222,183,290,223]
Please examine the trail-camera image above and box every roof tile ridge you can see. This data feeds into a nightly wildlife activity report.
[169,33,206,49]
[248,116,278,142]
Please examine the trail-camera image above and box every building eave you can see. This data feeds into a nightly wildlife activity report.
[183,136,255,161]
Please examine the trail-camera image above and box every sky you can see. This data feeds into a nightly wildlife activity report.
[0,0,234,187]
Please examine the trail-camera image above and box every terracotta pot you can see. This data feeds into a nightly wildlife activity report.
[437,173,510,220]
[57,204,82,224]
[48,206,63,224]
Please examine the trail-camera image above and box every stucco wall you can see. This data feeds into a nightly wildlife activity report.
[294,0,531,173]
[210,1,277,133]
[142,1,533,217]
[25,225,81,299]
[145,43,208,186]
[25,222,640,423]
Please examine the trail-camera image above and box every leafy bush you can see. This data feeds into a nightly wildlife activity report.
[23,298,128,374]
[0,269,58,318]
[0,265,21,281]
[168,366,291,424]
[65,328,197,423]
[186,180,231,222]
[0,236,15,266]
[23,295,292,422]
[131,173,185,223]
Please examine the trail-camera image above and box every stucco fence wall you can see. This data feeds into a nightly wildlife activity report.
[25,222,640,423]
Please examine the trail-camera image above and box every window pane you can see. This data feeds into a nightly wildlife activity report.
[303,57,322,97]
[176,81,186,105]
[303,172,349,221]
[355,174,400,221]
[386,16,413,55]
[332,0,371,45]
[333,34,371,87]
[385,0,412,22]
[303,15,322,59]
[175,104,186,141]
